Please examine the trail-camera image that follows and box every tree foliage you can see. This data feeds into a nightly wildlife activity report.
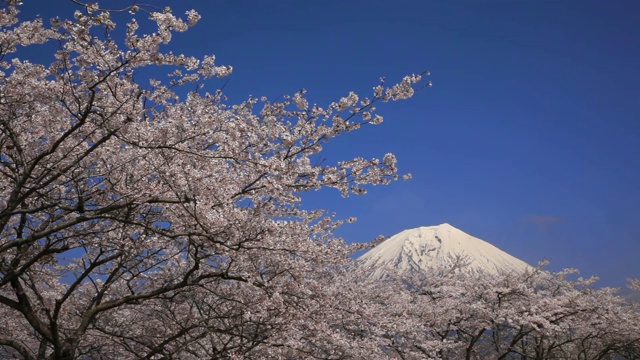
[0,1,638,359]
[0,1,424,358]
[378,261,640,359]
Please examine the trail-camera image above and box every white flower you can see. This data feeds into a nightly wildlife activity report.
[370,114,383,125]
[292,92,308,110]
[185,10,201,26]
[86,2,99,14]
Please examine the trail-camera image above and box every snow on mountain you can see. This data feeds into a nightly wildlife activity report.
[358,223,531,279]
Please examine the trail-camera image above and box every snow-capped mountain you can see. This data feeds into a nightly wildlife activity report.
[358,223,531,279]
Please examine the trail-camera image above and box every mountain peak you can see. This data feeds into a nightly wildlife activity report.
[358,224,531,279]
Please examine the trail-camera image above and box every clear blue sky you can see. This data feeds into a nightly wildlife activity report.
[19,1,640,287]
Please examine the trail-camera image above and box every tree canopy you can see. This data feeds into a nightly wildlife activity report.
[0,2,638,359]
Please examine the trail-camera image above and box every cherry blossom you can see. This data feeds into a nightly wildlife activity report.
[1,2,637,359]
[0,1,426,358]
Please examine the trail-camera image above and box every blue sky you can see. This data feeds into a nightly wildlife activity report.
[18,1,640,287]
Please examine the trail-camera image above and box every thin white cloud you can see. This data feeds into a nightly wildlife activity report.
[526,215,562,231]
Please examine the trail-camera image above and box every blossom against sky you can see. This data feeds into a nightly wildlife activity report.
[19,0,640,287]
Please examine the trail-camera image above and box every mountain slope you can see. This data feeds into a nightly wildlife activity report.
[358,223,531,279]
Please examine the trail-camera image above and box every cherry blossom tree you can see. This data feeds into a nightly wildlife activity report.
[2,2,638,360]
[0,1,429,358]
[376,260,640,360]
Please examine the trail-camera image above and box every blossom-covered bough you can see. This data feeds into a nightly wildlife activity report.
[0,1,428,358]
